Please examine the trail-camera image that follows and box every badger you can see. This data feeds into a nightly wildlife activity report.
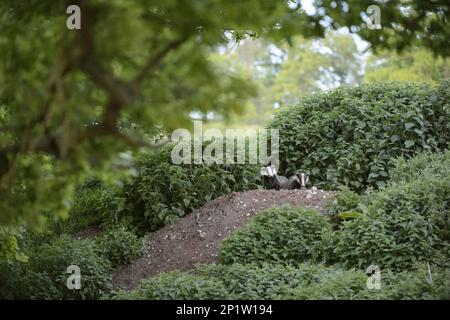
[260,166,309,190]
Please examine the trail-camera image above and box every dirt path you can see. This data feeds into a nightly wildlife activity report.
[112,188,335,290]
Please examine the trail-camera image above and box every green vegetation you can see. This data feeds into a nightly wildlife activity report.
[126,145,261,231]
[1,1,449,300]
[0,236,112,300]
[2,76,449,300]
[332,151,450,270]
[0,146,260,299]
[95,226,142,268]
[326,186,360,218]
[47,176,133,236]
[111,150,449,300]
[1,0,448,262]
[365,48,450,86]
[271,32,363,107]
[51,143,262,234]
[52,177,105,234]
[111,263,449,300]
[219,207,332,265]
[2,81,449,300]
[220,151,450,271]
[269,80,450,192]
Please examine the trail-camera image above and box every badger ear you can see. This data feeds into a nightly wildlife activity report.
[270,165,277,176]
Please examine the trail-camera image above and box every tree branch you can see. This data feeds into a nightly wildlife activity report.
[2,4,187,181]
[82,61,134,106]
[132,35,189,86]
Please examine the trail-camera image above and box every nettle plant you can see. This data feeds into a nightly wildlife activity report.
[126,144,262,231]
[219,206,332,266]
[95,225,142,267]
[269,80,450,192]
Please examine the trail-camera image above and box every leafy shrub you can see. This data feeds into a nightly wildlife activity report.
[0,226,24,263]
[0,236,112,299]
[110,263,449,300]
[269,81,450,192]
[111,272,229,300]
[194,263,356,300]
[95,226,141,267]
[50,176,135,235]
[332,173,450,271]
[219,151,449,271]
[96,184,132,228]
[326,186,359,215]
[379,267,450,300]
[388,150,450,185]
[330,150,450,270]
[51,177,105,235]
[219,206,332,265]
[126,144,261,231]
[285,265,450,300]
[110,263,349,300]
[325,186,361,226]
[283,268,374,299]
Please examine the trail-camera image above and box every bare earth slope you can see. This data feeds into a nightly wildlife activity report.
[113,188,335,290]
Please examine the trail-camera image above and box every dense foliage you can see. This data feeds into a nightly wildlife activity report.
[365,48,450,86]
[111,263,449,300]
[51,177,133,235]
[332,151,450,271]
[219,151,450,271]
[51,177,105,235]
[0,142,261,299]
[219,207,331,265]
[0,236,112,299]
[1,0,448,263]
[95,226,142,267]
[2,130,448,301]
[108,150,450,300]
[269,80,450,192]
[126,145,261,231]
[0,0,449,301]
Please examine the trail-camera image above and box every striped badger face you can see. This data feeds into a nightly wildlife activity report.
[260,165,277,177]
[261,165,278,189]
[295,172,310,188]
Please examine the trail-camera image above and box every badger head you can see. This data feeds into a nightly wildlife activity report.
[260,165,277,177]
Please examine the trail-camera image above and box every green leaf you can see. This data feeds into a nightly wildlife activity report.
[405,123,415,130]
[404,140,415,148]
[390,135,400,142]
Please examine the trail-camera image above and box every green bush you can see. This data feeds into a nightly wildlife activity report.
[219,151,449,271]
[111,272,229,300]
[285,265,450,300]
[194,263,360,300]
[380,267,450,300]
[332,168,450,271]
[111,263,352,300]
[326,186,359,215]
[50,177,105,235]
[0,226,24,263]
[49,176,135,235]
[95,226,142,267]
[388,150,450,185]
[126,144,261,231]
[110,263,449,300]
[269,81,450,192]
[0,236,112,299]
[325,186,361,226]
[219,206,332,265]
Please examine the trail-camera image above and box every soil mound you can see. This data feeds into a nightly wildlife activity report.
[113,188,335,290]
